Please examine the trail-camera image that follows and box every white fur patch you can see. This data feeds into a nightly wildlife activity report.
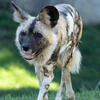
[70,49,82,74]
[60,41,72,54]
[13,12,22,23]
[13,10,31,23]
[66,13,74,36]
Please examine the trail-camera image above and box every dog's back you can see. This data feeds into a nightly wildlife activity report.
[55,4,83,74]
[56,4,82,46]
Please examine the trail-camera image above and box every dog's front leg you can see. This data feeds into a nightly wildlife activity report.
[35,66,44,86]
[37,64,54,100]
[35,66,48,100]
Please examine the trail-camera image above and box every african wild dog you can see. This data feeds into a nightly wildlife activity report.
[12,1,82,100]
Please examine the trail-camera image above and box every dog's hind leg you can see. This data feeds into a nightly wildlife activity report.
[65,49,81,100]
[55,48,80,100]
[65,68,75,100]
[55,68,65,100]
[55,68,75,100]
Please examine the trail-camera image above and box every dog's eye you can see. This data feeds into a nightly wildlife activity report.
[21,32,26,36]
[33,32,43,38]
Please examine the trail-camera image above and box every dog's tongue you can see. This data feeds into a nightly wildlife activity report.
[24,53,33,59]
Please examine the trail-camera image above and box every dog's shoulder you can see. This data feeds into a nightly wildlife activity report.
[55,4,75,18]
[55,4,83,46]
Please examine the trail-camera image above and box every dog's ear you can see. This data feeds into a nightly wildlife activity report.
[11,1,30,23]
[38,6,59,28]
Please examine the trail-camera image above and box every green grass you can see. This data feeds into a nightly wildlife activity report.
[1,90,100,100]
[0,10,100,99]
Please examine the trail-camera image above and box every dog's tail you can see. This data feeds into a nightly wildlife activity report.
[69,48,82,74]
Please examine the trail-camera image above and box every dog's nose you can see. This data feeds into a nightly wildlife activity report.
[22,44,29,51]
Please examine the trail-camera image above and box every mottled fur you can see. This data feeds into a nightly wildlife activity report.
[12,1,83,100]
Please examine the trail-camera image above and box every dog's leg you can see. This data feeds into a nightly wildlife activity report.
[35,67,43,86]
[65,49,81,100]
[55,46,76,100]
[37,64,54,100]
[55,68,75,100]
[64,48,75,100]
[35,67,48,100]
[65,68,75,100]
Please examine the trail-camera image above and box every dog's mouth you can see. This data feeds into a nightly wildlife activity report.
[24,52,35,60]
[23,48,42,60]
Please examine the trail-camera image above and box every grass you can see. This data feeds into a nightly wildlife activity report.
[0,9,100,99]
[1,90,100,100]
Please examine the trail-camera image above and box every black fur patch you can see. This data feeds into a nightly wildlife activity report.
[67,6,74,17]
[60,11,67,17]
[51,47,60,62]
[46,6,59,27]
[29,18,37,33]
[43,67,49,77]
[63,6,74,17]
[49,44,60,63]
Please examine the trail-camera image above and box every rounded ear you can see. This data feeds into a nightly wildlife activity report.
[11,1,30,23]
[38,6,59,28]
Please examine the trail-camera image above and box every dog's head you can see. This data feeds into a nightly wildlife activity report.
[12,1,59,63]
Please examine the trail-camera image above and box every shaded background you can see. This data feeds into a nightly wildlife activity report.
[0,0,100,99]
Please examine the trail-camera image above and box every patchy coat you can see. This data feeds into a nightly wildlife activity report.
[12,1,83,100]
